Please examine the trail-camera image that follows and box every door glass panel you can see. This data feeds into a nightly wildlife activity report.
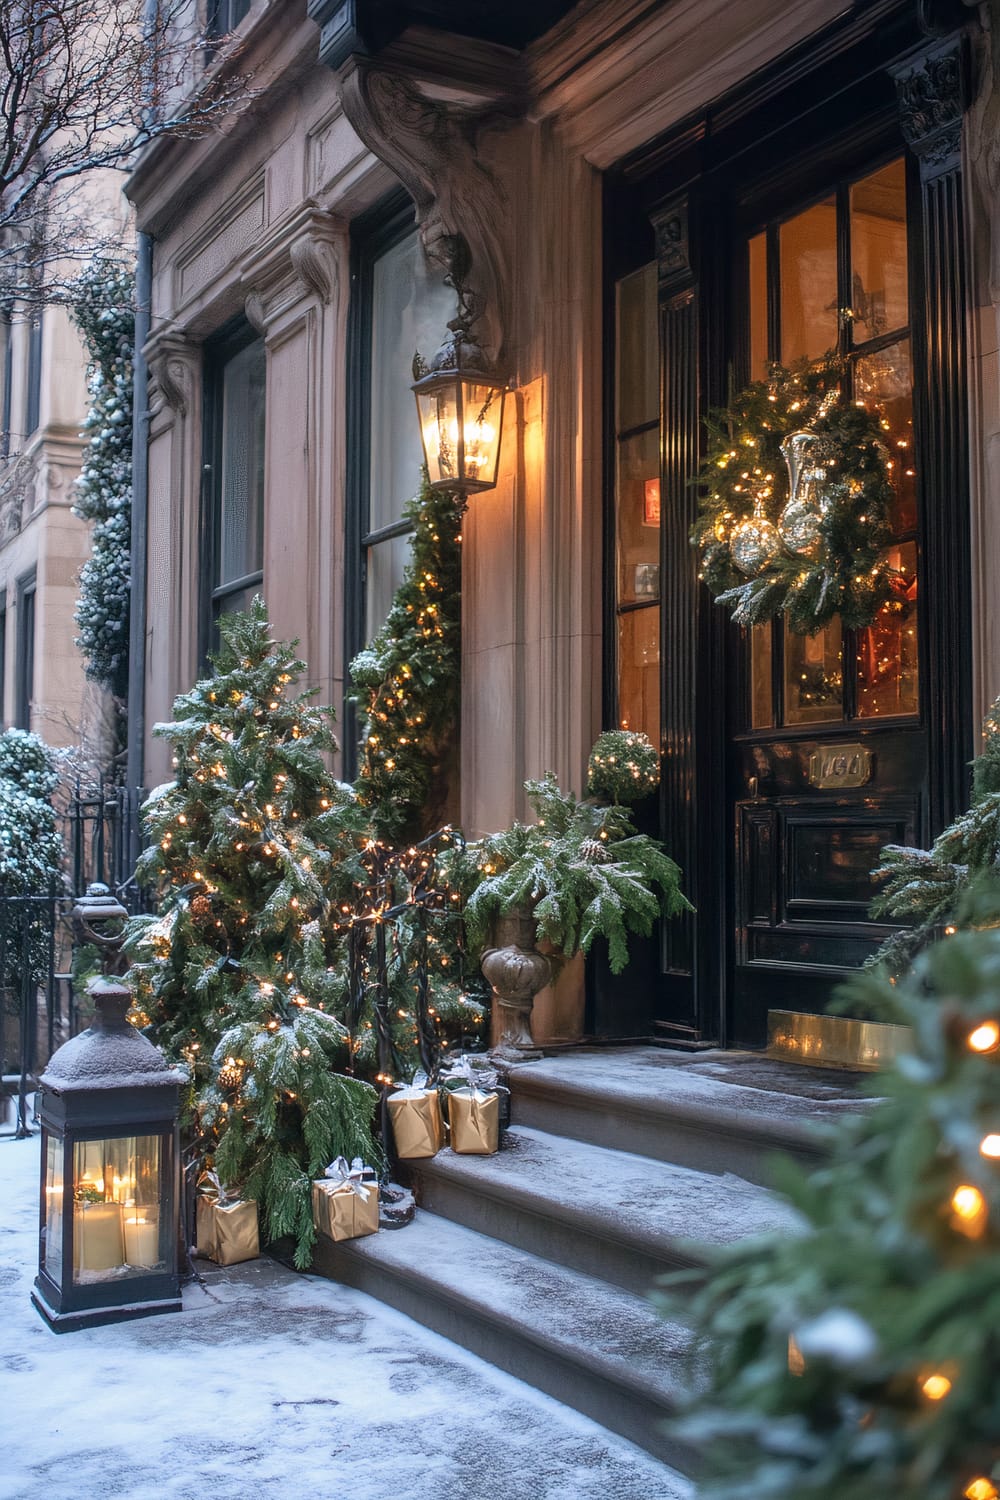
[856,540,918,718]
[616,427,660,604]
[779,198,838,363]
[619,607,659,744]
[617,264,657,432]
[850,160,908,341]
[750,625,773,728]
[748,233,768,380]
[855,339,916,532]
[783,618,844,725]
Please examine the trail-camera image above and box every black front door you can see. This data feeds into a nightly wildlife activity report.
[730,155,926,1045]
[599,13,974,1050]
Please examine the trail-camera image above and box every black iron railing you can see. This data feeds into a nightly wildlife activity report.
[0,782,148,1138]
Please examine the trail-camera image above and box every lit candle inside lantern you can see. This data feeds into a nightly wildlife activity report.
[74,1202,124,1274]
[123,1214,159,1268]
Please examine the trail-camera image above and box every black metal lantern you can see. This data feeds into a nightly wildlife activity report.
[412,276,506,499]
[32,977,187,1333]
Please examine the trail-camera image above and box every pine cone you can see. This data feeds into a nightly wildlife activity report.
[190,894,214,927]
[579,837,612,865]
[217,1058,244,1092]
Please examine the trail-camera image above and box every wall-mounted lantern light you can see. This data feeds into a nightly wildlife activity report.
[412,272,506,500]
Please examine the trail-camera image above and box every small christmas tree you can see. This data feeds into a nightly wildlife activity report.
[125,599,378,1266]
[665,927,1000,1500]
[869,695,1000,973]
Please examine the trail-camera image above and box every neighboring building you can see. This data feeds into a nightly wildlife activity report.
[0,302,106,749]
[125,0,999,1050]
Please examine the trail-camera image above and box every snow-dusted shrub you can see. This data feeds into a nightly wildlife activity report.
[68,259,134,703]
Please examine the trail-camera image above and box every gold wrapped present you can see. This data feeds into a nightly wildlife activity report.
[387,1083,445,1159]
[312,1158,379,1243]
[447,1087,500,1155]
[196,1172,259,1266]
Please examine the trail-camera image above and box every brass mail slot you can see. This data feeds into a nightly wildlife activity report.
[808,742,873,789]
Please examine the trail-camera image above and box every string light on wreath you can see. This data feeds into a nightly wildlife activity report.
[691,359,896,633]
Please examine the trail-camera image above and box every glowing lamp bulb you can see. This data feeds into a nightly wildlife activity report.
[968,1021,1000,1054]
[980,1134,1000,1159]
[965,1480,999,1500]
[920,1372,952,1401]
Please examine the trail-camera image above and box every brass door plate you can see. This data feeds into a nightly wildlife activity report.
[808,742,873,790]
[768,1009,909,1071]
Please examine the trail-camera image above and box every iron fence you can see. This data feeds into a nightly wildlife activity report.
[1,782,148,1138]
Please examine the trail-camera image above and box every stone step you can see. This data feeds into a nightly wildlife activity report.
[311,1208,699,1474]
[409,1125,800,1296]
[507,1045,870,1185]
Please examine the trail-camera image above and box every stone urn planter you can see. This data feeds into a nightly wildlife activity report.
[480,907,551,1061]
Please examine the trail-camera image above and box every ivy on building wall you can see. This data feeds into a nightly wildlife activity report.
[68,259,135,706]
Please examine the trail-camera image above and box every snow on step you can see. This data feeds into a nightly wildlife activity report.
[512,1046,870,1142]
[328,1208,695,1412]
[418,1125,802,1262]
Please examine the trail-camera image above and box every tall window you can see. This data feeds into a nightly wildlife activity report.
[202,326,265,651]
[15,569,35,729]
[206,0,251,36]
[350,201,455,651]
[25,312,42,437]
[0,589,7,726]
[0,310,12,458]
[746,156,915,729]
[612,261,660,743]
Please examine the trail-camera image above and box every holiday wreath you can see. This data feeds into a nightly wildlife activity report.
[691,359,899,633]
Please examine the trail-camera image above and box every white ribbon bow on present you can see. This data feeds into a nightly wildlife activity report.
[323,1155,372,1201]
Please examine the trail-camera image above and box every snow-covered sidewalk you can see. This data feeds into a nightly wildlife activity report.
[0,1136,691,1500]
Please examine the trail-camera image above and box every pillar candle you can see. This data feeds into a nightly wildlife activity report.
[74,1202,124,1274]
[123,1214,159,1268]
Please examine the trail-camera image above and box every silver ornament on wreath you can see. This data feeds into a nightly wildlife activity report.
[730,497,781,576]
[778,430,829,559]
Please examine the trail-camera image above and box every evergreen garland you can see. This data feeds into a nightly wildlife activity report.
[68,259,135,703]
[124,600,378,1267]
[691,359,897,633]
[663,926,1000,1500]
[867,696,1000,975]
[350,472,463,842]
[451,766,692,975]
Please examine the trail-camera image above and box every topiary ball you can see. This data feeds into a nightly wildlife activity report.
[586,730,659,804]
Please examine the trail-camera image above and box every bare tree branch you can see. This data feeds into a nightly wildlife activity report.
[0,0,255,299]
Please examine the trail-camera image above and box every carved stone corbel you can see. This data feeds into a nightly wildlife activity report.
[240,202,346,332]
[338,57,512,366]
[144,326,200,418]
[289,214,342,305]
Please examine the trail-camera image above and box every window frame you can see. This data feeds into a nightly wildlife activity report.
[15,568,36,730]
[199,318,266,665]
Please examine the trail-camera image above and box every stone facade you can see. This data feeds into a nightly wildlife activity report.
[126,0,1000,1043]
[0,305,110,749]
